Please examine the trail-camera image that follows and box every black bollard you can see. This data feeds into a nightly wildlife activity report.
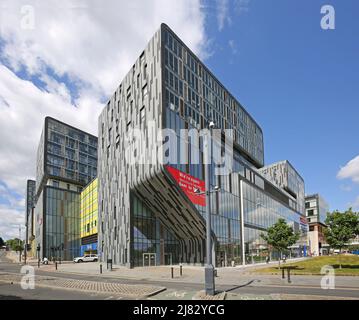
[282,268,285,279]
[287,268,291,283]
[171,267,174,279]
[100,264,102,274]
[55,262,58,270]
[180,265,183,276]
[38,259,40,268]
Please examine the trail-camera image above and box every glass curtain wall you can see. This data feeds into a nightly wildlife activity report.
[46,119,98,186]
[44,187,81,260]
[242,181,303,263]
[132,194,180,267]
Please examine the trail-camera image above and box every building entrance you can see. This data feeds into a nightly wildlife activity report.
[217,251,227,267]
[143,253,156,267]
[164,253,172,265]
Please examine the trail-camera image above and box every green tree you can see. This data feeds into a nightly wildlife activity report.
[324,208,359,269]
[261,218,300,269]
[5,238,24,251]
[0,237,5,247]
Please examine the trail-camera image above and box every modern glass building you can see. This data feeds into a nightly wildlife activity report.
[259,161,305,215]
[34,117,98,260]
[98,24,307,268]
[305,194,329,255]
[80,178,98,256]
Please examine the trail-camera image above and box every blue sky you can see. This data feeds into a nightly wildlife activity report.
[0,0,358,239]
[202,0,359,211]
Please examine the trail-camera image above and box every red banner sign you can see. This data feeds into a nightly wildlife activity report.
[300,216,308,225]
[166,165,206,207]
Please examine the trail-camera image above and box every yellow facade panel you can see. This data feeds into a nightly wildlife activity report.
[80,178,98,239]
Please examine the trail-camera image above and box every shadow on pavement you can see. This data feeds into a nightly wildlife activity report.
[222,279,260,293]
[0,295,23,300]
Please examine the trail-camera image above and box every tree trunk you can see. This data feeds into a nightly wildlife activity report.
[339,248,342,269]
[278,251,281,270]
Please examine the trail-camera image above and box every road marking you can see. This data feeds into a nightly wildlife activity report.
[245,284,359,291]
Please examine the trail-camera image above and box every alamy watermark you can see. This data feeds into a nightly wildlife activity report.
[20,265,35,290]
[124,123,234,176]
[321,5,335,30]
[320,265,335,289]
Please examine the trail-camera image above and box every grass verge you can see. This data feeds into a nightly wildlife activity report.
[253,254,359,276]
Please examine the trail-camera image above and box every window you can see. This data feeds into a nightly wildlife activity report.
[53,181,59,188]
[142,84,148,98]
[143,64,147,79]
[67,184,70,190]
[140,107,145,125]
[308,209,314,216]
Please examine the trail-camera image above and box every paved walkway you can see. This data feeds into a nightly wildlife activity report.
[6,253,359,300]
[0,272,165,298]
[28,258,359,289]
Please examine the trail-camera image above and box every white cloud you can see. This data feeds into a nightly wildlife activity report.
[0,205,24,240]
[234,0,250,15]
[348,196,359,211]
[0,0,208,239]
[0,65,104,193]
[0,0,207,96]
[339,184,352,192]
[228,39,238,55]
[337,155,359,184]
[216,0,231,31]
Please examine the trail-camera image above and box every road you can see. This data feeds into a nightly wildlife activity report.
[1,251,358,300]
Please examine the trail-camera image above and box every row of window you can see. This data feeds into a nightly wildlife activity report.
[48,120,97,147]
[163,30,264,166]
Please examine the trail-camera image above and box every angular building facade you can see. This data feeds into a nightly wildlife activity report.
[34,117,98,260]
[259,160,305,215]
[98,24,307,268]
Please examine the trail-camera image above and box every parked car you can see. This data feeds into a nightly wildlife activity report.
[73,254,98,263]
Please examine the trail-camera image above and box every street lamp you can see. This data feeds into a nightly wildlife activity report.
[194,121,220,296]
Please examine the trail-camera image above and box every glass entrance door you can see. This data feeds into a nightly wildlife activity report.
[164,253,172,265]
[143,253,156,267]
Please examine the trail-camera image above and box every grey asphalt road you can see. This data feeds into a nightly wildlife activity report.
[1,251,359,299]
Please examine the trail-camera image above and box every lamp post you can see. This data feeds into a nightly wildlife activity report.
[36,244,40,260]
[194,121,220,296]
[18,225,22,263]
[59,243,64,264]
[24,219,28,265]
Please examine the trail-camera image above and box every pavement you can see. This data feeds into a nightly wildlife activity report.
[28,256,359,289]
[1,251,359,300]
